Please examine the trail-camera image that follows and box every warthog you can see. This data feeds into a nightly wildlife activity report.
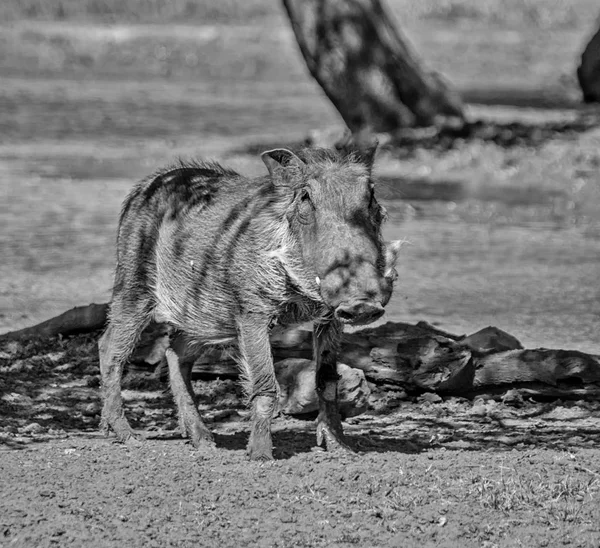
[99,142,401,460]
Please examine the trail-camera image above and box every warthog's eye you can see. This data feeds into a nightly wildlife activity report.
[297,188,314,224]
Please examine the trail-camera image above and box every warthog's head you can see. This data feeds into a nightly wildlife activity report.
[262,142,401,326]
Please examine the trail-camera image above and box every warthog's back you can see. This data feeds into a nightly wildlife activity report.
[116,161,294,344]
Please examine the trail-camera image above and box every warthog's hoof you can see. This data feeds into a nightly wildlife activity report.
[247,447,274,461]
[316,422,356,455]
[101,413,143,445]
[124,433,144,446]
[189,430,216,452]
[179,414,215,450]
[246,436,274,461]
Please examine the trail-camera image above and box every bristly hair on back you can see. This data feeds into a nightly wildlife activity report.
[118,158,242,226]
[172,157,241,178]
[134,158,241,190]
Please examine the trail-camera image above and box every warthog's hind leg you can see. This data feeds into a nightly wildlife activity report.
[99,302,152,444]
[166,336,215,450]
[165,345,215,449]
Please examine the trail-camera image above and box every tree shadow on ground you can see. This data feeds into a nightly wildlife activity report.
[179,396,600,459]
[236,108,600,158]
[350,403,600,456]
[384,117,600,155]
[461,87,582,110]
[3,333,600,458]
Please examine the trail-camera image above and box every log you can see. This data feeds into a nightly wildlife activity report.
[185,322,600,399]
[0,303,109,340]
[473,349,600,388]
[281,0,465,133]
[3,301,599,401]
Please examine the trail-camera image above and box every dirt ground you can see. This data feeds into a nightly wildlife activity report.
[2,1,600,546]
[2,334,600,548]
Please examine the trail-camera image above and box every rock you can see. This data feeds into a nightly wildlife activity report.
[130,322,171,367]
[501,389,525,407]
[86,376,101,388]
[55,362,77,372]
[468,403,487,417]
[0,360,30,373]
[82,402,101,417]
[468,397,498,417]
[276,359,370,417]
[418,392,442,404]
[0,341,21,356]
[2,392,33,405]
[46,352,67,364]
[468,397,488,417]
[21,422,44,434]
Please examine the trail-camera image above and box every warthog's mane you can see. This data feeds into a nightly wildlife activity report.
[168,158,241,179]
[147,150,364,190]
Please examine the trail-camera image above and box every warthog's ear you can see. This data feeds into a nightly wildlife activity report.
[261,148,305,179]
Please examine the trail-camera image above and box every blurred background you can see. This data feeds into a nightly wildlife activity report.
[1,0,599,352]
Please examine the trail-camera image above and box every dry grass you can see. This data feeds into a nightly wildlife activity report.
[469,462,599,523]
[347,456,600,529]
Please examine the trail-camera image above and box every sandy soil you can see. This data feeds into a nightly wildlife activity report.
[1,334,600,548]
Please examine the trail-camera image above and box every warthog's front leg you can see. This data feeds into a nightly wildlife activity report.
[313,320,355,454]
[236,315,278,461]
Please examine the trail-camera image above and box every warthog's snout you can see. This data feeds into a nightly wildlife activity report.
[334,300,385,325]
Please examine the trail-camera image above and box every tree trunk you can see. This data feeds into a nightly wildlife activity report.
[281,0,465,133]
[577,22,600,103]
